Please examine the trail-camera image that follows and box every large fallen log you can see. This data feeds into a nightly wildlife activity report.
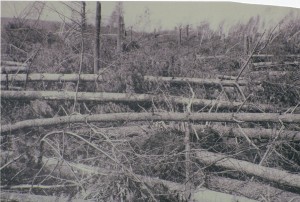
[0,85,23,90]
[195,125,300,141]
[144,75,260,86]
[252,61,299,68]
[196,55,300,59]
[1,61,28,66]
[250,71,291,77]
[208,176,300,202]
[1,73,103,82]
[1,90,275,112]
[196,55,227,60]
[196,150,300,189]
[0,192,92,202]
[42,157,258,202]
[251,54,300,58]
[191,188,258,202]
[2,112,300,133]
[251,54,274,58]
[217,75,244,80]
[73,124,300,141]
[1,66,28,73]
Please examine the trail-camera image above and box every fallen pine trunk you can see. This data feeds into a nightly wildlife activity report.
[1,90,274,112]
[0,192,92,202]
[2,112,300,133]
[42,157,258,202]
[208,176,300,202]
[1,73,103,82]
[1,61,28,66]
[0,85,23,90]
[144,75,260,86]
[1,66,28,73]
[73,124,300,141]
[250,71,291,77]
[252,61,299,68]
[251,54,274,58]
[193,125,300,141]
[251,54,300,58]
[196,55,227,60]
[196,150,300,189]
[217,75,244,80]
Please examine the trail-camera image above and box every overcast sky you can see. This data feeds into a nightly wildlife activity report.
[1,1,300,32]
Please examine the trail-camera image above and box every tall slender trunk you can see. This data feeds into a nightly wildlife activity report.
[94,2,101,73]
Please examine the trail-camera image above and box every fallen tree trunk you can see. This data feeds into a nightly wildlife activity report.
[0,85,23,90]
[193,125,300,141]
[1,90,274,112]
[251,54,274,58]
[1,73,103,82]
[1,61,28,66]
[217,75,244,80]
[144,75,260,86]
[82,124,300,141]
[196,55,227,60]
[2,123,299,141]
[0,192,92,202]
[2,112,300,133]
[196,150,300,189]
[1,66,28,73]
[252,61,299,68]
[250,71,290,77]
[208,176,300,202]
[42,157,258,202]
[251,54,300,58]
[196,55,300,59]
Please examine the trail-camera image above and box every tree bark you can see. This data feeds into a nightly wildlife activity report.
[81,1,86,31]
[252,61,299,68]
[1,73,103,82]
[0,192,91,202]
[194,125,300,141]
[178,26,182,46]
[1,61,28,66]
[184,122,192,199]
[208,176,300,202]
[1,66,28,73]
[82,124,300,141]
[2,123,299,141]
[93,2,101,73]
[217,75,245,80]
[2,112,300,133]
[144,75,260,86]
[1,90,275,112]
[251,54,300,58]
[196,150,300,189]
[117,15,122,52]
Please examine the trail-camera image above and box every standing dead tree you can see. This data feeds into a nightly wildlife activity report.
[81,1,86,31]
[94,2,101,73]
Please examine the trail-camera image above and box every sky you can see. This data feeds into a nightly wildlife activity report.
[1,1,300,32]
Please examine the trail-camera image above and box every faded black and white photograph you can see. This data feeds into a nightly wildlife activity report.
[1,1,300,201]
